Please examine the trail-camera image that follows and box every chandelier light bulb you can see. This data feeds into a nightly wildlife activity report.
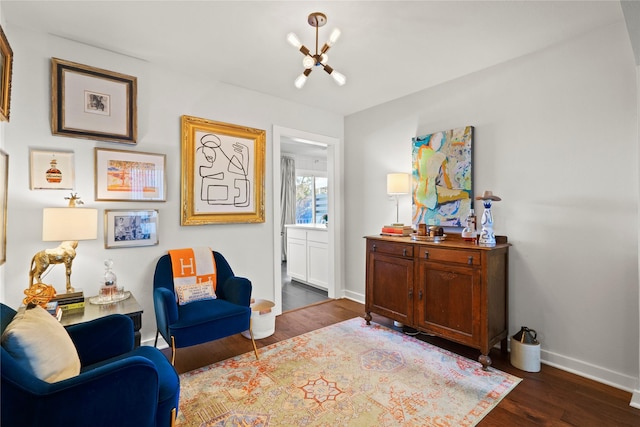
[320,53,328,64]
[331,70,347,86]
[286,32,302,49]
[327,28,341,46]
[294,73,308,89]
[302,55,315,69]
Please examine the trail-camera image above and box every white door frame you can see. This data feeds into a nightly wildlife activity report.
[272,125,342,315]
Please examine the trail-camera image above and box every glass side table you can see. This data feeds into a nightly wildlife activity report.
[59,292,144,347]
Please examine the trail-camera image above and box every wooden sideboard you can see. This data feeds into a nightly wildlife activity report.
[364,234,510,369]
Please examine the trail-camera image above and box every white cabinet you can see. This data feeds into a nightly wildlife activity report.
[286,225,328,290]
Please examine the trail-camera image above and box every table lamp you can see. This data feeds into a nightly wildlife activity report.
[29,194,98,295]
[387,173,410,225]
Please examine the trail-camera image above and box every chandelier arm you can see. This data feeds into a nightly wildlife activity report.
[322,64,334,75]
[315,24,319,56]
[320,43,331,55]
[299,45,310,56]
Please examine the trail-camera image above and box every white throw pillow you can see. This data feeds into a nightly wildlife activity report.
[175,279,217,305]
[1,305,81,383]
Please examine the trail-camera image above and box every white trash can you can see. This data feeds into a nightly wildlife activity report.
[241,299,275,340]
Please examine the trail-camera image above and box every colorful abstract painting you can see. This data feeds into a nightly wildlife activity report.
[412,126,473,227]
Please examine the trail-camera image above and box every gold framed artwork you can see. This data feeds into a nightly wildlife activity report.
[51,58,137,144]
[104,209,159,249]
[30,149,75,190]
[0,26,13,122]
[95,148,166,202]
[0,150,7,265]
[181,115,266,225]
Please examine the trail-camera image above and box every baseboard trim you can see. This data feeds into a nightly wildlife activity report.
[541,348,639,393]
[344,290,364,304]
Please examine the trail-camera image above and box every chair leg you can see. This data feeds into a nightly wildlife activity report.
[170,408,177,427]
[154,330,159,347]
[171,336,176,366]
[249,318,259,360]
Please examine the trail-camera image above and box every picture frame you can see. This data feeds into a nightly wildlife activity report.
[0,25,13,122]
[412,126,474,228]
[95,148,166,202]
[0,150,7,264]
[181,115,266,225]
[30,149,75,190]
[104,209,158,249]
[51,58,137,144]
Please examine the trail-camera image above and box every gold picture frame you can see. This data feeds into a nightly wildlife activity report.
[0,26,13,122]
[181,115,265,225]
[51,58,137,144]
[95,148,166,202]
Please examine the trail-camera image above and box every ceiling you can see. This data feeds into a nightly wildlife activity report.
[1,1,633,117]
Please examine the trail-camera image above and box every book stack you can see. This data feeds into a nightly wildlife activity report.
[380,224,413,236]
[51,291,85,315]
[45,301,63,321]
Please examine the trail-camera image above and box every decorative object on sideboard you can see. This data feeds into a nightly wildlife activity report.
[476,190,501,246]
[461,208,477,241]
[95,148,166,201]
[287,12,346,89]
[0,25,13,122]
[51,58,137,144]
[29,194,98,295]
[386,172,411,225]
[412,126,473,228]
[29,149,75,190]
[181,115,266,225]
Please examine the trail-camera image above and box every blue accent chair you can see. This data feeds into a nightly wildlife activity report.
[153,251,258,364]
[0,303,180,427]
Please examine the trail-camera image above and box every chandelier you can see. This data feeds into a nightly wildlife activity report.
[286,12,346,89]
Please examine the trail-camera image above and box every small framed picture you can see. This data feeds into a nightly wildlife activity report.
[0,26,13,122]
[51,58,137,144]
[30,149,75,190]
[104,209,158,249]
[95,147,166,201]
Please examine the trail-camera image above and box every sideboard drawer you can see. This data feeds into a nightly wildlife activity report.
[419,247,480,266]
[368,240,414,258]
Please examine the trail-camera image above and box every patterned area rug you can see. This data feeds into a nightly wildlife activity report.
[177,318,521,426]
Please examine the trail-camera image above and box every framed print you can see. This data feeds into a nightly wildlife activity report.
[104,209,158,249]
[412,126,473,228]
[30,150,75,190]
[51,58,137,144]
[0,26,13,122]
[0,150,7,264]
[95,148,166,201]
[181,115,265,225]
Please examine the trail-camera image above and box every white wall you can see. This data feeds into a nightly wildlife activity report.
[0,24,343,345]
[344,21,639,391]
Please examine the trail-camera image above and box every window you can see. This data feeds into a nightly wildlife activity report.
[295,174,328,224]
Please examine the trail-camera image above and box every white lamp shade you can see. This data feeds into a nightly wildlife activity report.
[42,208,98,241]
[387,173,411,195]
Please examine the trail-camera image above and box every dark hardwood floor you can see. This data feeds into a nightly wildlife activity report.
[281,261,328,312]
[162,299,640,426]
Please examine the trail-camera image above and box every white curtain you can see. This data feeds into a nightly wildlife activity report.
[280,156,296,261]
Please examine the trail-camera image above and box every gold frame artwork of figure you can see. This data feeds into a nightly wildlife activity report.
[181,115,266,225]
[95,148,166,202]
[0,26,13,122]
[51,58,137,144]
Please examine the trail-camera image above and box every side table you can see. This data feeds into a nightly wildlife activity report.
[59,293,144,347]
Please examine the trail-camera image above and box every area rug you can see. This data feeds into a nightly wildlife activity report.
[177,318,521,426]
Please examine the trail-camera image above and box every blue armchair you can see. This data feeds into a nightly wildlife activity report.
[153,250,258,364]
[1,303,179,427]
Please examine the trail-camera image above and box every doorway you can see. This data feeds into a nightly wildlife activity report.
[272,126,342,315]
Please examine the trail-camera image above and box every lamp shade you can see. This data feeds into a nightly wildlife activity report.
[387,173,410,195]
[42,208,98,241]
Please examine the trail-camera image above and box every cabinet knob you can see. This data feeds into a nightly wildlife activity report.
[372,244,377,252]
[424,251,429,259]
[468,256,473,265]
[403,248,407,256]
[419,290,423,300]
[408,289,413,299]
